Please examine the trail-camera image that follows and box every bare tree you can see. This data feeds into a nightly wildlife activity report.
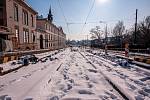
[122,16,150,48]
[90,26,104,42]
[112,21,125,47]
[113,21,125,37]
[138,16,150,46]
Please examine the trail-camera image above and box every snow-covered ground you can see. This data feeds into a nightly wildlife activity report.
[0,48,149,100]
[0,60,22,72]
[47,51,123,100]
[0,48,124,100]
[0,49,67,100]
[0,49,62,72]
[83,50,150,100]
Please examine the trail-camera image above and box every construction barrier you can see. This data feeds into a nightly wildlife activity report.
[0,49,52,64]
[3,56,9,63]
[134,56,150,64]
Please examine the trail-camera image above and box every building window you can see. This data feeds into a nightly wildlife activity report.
[54,35,55,40]
[0,0,4,6]
[45,35,48,48]
[49,34,50,40]
[48,34,49,40]
[31,15,34,27]
[45,24,48,30]
[14,4,19,21]
[49,25,51,31]
[15,26,19,42]
[51,34,53,40]
[31,32,35,43]
[0,8,4,25]
[23,29,29,43]
[22,10,28,25]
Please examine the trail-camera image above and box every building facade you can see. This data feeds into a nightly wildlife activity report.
[0,0,66,52]
[0,0,37,51]
[36,8,66,50]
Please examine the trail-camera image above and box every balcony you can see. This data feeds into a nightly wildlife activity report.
[0,26,12,35]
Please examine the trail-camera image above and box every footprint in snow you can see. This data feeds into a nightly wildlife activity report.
[78,89,94,95]
[49,96,59,100]
[105,91,118,99]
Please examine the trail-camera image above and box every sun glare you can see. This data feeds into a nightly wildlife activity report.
[98,0,109,3]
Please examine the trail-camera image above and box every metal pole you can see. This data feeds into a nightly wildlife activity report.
[87,35,88,47]
[134,9,138,44]
[105,24,108,55]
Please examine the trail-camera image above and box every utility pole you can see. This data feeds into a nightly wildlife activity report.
[134,9,138,44]
[105,24,108,55]
[87,35,88,47]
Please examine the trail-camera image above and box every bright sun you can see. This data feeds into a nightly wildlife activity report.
[98,0,109,3]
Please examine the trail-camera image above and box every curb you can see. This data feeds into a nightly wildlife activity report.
[0,65,24,76]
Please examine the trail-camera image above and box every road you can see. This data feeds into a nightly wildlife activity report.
[0,49,125,100]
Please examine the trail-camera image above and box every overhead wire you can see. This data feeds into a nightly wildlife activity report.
[53,18,134,25]
[80,0,96,34]
[55,0,135,34]
[57,0,70,34]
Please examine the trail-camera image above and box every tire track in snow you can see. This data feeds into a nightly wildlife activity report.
[79,51,128,100]
[48,51,125,100]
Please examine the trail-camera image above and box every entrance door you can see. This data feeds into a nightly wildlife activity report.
[40,35,43,49]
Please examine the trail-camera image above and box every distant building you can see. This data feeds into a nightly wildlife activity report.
[36,7,66,50]
[0,0,38,51]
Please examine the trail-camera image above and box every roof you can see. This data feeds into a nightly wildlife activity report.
[15,0,38,14]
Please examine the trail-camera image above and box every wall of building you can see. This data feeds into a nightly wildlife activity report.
[5,0,37,50]
[36,19,66,50]
[0,0,66,52]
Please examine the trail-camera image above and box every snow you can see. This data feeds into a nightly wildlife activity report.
[130,52,150,57]
[0,48,150,100]
[0,60,22,72]
[0,49,62,72]
[84,50,150,100]
[47,51,123,100]
[0,49,67,100]
[0,49,122,100]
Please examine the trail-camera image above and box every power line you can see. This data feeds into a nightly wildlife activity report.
[54,18,134,25]
[57,0,70,34]
[80,0,96,34]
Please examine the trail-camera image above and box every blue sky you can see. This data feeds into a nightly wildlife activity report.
[26,0,150,40]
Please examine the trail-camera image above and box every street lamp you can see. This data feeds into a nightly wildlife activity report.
[99,21,108,55]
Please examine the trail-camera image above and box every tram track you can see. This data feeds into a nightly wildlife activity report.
[79,51,129,100]
[81,50,150,100]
